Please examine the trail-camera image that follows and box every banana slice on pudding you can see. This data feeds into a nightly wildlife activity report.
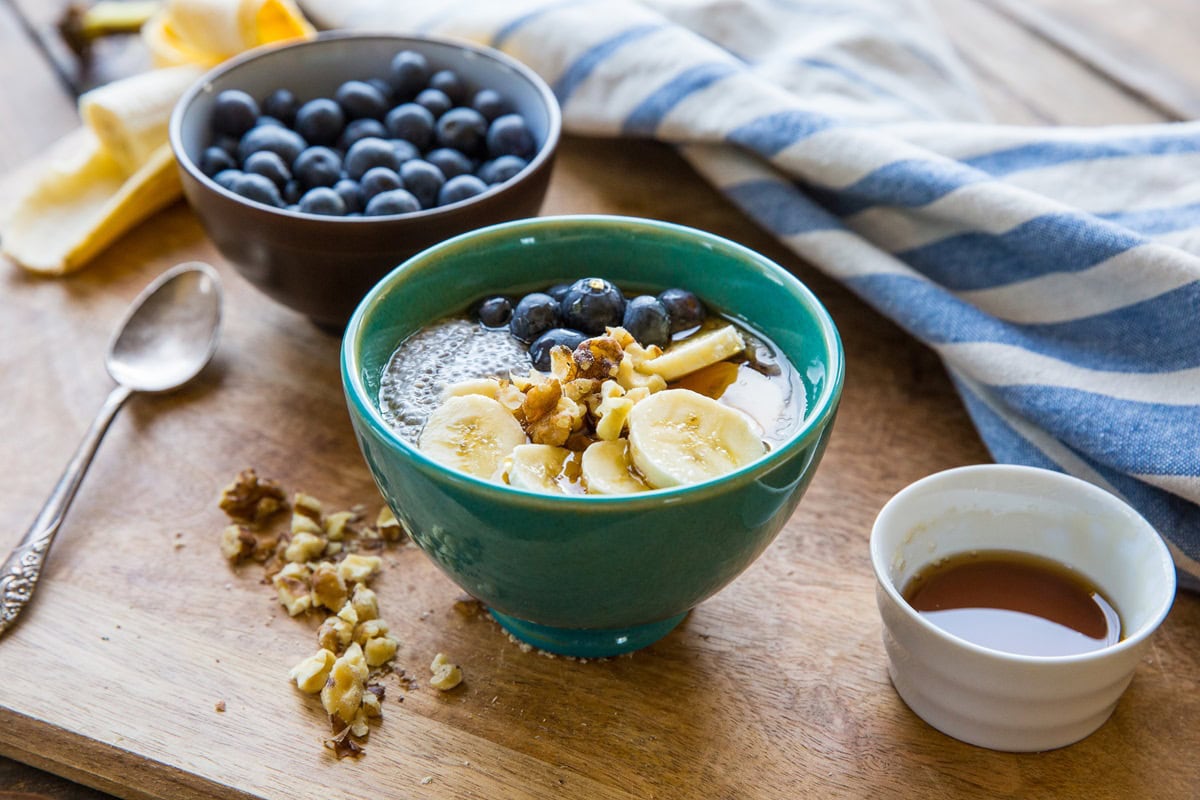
[505,444,573,493]
[581,439,650,495]
[418,395,526,480]
[638,325,745,382]
[626,389,765,488]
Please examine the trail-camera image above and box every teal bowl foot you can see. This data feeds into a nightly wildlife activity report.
[490,610,689,658]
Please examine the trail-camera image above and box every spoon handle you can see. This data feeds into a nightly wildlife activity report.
[0,384,134,637]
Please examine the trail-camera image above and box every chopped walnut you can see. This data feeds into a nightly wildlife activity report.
[318,614,354,652]
[521,378,561,423]
[572,336,623,380]
[293,492,323,520]
[364,635,399,667]
[321,642,369,722]
[284,531,325,563]
[291,512,323,536]
[351,585,379,621]
[429,652,463,691]
[218,469,287,524]
[354,618,389,646]
[526,396,586,447]
[273,562,312,616]
[311,561,348,611]
[290,649,336,693]
[219,524,256,563]
[324,511,356,541]
[375,507,403,542]
[338,554,382,585]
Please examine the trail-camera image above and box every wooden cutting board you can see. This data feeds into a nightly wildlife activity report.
[1,132,1198,799]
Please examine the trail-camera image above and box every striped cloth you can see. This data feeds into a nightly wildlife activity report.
[304,0,1200,591]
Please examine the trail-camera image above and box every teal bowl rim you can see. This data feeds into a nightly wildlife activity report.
[341,214,845,510]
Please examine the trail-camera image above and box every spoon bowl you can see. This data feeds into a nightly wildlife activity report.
[0,262,223,637]
[106,263,223,392]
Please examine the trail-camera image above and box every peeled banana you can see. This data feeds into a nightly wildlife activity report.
[418,395,528,480]
[0,0,313,275]
[639,325,746,383]
[627,389,765,488]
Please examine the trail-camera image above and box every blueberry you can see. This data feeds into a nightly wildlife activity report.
[212,90,259,137]
[283,179,302,205]
[333,178,363,213]
[657,287,706,332]
[298,186,347,216]
[476,296,513,328]
[344,137,401,180]
[437,174,488,206]
[367,77,394,103]
[486,114,535,159]
[436,107,488,156]
[213,169,241,191]
[389,50,431,99]
[339,118,387,150]
[425,147,473,179]
[389,138,420,164]
[243,149,291,188]
[254,115,285,128]
[231,172,283,207]
[509,292,560,343]
[471,89,509,122]
[293,146,342,189]
[213,134,240,156]
[384,102,435,149]
[414,88,452,119]
[294,98,345,146]
[237,125,306,165]
[477,155,527,185]
[359,166,403,201]
[560,278,625,335]
[428,69,467,104]
[262,88,299,126]
[529,328,588,371]
[335,80,388,120]
[399,159,445,208]
[200,146,237,177]
[365,188,421,216]
[622,295,671,348]
[546,283,571,302]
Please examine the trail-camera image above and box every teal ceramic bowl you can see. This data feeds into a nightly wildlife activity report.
[342,215,844,657]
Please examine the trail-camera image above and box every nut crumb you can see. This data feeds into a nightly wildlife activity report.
[219,469,287,525]
[429,652,463,691]
[421,776,433,785]
[214,700,226,713]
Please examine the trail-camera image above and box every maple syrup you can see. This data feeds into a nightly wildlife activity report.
[903,550,1121,657]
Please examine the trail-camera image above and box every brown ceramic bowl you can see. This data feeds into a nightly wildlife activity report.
[169,32,560,329]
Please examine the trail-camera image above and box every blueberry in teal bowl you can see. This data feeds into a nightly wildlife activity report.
[342,216,844,657]
[170,32,560,329]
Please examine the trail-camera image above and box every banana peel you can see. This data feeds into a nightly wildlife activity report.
[0,0,313,275]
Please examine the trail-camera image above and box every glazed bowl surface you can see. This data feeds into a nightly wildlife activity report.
[342,215,844,656]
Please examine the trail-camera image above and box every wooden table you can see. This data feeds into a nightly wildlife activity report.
[1,2,1197,798]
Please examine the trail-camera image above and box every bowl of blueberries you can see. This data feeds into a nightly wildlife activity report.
[169,32,560,328]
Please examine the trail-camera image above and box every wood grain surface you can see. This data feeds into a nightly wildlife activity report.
[2,2,1199,799]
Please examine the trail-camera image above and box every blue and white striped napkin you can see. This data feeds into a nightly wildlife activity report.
[304,0,1200,591]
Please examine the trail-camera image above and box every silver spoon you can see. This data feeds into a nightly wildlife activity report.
[0,262,223,637]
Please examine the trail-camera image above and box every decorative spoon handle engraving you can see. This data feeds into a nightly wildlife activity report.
[0,385,131,637]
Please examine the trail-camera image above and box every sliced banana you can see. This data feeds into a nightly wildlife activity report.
[504,444,573,494]
[418,395,526,480]
[627,389,766,488]
[581,440,650,495]
[639,325,745,382]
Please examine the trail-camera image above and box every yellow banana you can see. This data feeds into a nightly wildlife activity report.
[1,0,313,275]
